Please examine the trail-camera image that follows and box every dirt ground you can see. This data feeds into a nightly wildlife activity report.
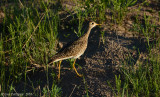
[1,0,160,97]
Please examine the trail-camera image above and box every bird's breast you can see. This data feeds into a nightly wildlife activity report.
[73,40,88,58]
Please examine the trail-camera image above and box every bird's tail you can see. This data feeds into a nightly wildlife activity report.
[48,54,62,65]
[48,55,58,65]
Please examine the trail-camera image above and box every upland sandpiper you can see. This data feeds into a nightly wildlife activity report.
[49,21,100,79]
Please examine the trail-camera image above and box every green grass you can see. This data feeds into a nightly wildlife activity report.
[114,46,160,97]
[0,0,61,96]
[110,0,137,23]
[111,10,160,97]
[0,0,160,96]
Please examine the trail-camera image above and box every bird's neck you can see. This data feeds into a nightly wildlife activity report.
[84,27,92,39]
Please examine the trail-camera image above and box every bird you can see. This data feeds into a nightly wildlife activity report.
[48,21,101,79]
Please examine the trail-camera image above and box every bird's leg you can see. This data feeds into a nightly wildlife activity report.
[73,59,83,77]
[58,60,62,79]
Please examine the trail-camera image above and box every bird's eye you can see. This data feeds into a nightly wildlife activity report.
[91,22,94,25]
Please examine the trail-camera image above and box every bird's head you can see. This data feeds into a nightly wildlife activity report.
[89,21,101,29]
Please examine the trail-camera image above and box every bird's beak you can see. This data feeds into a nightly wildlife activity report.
[96,24,102,26]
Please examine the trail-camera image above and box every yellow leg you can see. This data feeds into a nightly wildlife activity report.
[58,60,62,79]
[73,59,83,77]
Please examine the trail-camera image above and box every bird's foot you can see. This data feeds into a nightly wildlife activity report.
[75,72,83,77]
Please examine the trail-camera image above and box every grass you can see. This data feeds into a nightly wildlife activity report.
[111,9,160,97]
[110,0,137,24]
[114,45,160,96]
[0,0,160,96]
[0,0,61,96]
